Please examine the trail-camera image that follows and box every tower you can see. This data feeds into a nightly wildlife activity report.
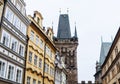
[94,42,111,83]
[54,14,78,84]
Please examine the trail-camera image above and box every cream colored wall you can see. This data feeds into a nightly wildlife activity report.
[102,37,120,84]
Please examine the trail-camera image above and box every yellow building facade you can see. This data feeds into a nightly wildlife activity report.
[25,11,56,84]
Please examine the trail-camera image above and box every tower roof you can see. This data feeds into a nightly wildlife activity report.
[99,42,112,65]
[57,14,71,39]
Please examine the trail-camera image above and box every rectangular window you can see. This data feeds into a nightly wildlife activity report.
[8,65,14,80]
[45,63,47,73]
[0,60,6,77]
[36,35,39,45]
[45,63,49,73]
[16,68,22,83]
[39,58,42,68]
[50,51,52,58]
[27,76,31,84]
[5,7,13,23]
[22,7,26,16]
[11,37,18,52]
[19,44,24,56]
[1,30,10,47]
[21,22,27,35]
[13,15,21,30]
[29,51,32,63]
[30,30,34,41]
[16,1,22,11]
[50,67,54,77]
[46,46,50,56]
[33,79,36,84]
[34,55,37,66]
[40,39,43,49]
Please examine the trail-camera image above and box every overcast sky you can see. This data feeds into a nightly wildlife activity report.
[24,0,120,82]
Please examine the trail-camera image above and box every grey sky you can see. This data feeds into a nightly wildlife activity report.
[24,0,120,82]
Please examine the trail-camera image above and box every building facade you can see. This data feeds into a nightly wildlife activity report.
[0,0,4,22]
[102,28,120,84]
[94,42,111,84]
[54,14,78,84]
[0,0,29,84]
[55,52,67,84]
[25,11,56,84]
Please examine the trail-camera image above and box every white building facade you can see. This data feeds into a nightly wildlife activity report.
[55,53,67,84]
[0,0,29,84]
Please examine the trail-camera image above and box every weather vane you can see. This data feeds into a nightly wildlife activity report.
[67,8,69,14]
[59,8,61,14]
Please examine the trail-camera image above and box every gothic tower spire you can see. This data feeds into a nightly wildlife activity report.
[54,13,78,84]
[57,14,71,39]
[74,24,78,38]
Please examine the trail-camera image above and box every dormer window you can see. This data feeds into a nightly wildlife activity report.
[115,46,118,55]
[37,17,40,24]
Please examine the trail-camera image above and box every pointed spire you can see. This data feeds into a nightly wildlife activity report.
[67,8,69,14]
[57,14,71,39]
[101,36,103,43]
[111,36,113,42]
[59,8,61,14]
[74,22,77,38]
[52,21,53,30]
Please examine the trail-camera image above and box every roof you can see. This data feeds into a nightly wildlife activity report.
[57,14,71,39]
[99,42,112,65]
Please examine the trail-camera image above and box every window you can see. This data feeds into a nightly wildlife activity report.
[38,81,41,84]
[33,79,36,84]
[115,46,118,55]
[0,60,6,78]
[36,35,39,45]
[1,30,10,47]
[34,55,37,66]
[112,68,115,77]
[5,7,13,23]
[8,65,14,80]
[29,51,32,63]
[21,22,27,35]
[46,46,50,56]
[111,55,113,62]
[50,67,54,76]
[11,37,18,52]
[27,76,31,84]
[19,44,24,56]
[30,30,34,41]
[16,68,22,83]
[13,15,21,29]
[39,58,42,68]
[116,62,120,73]
[40,39,43,48]
[45,63,49,73]
[50,51,52,58]
[22,7,26,16]
[37,17,40,24]
[16,1,22,11]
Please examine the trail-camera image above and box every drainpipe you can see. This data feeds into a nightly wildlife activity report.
[43,41,46,84]
[23,35,29,84]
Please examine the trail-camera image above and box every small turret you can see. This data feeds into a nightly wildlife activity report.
[74,24,78,38]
